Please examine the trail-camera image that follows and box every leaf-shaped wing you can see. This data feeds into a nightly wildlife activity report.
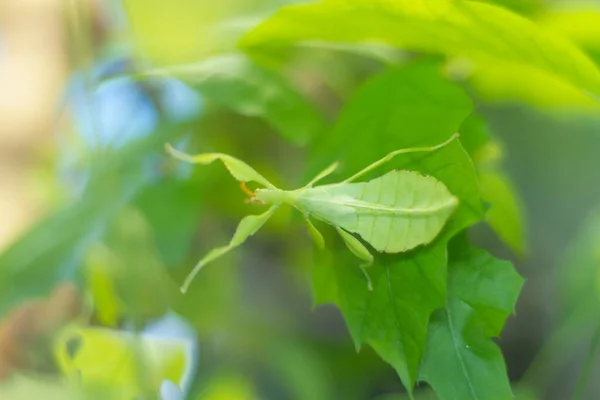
[296,170,458,252]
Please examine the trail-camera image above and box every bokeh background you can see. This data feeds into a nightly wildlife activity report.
[2,0,600,399]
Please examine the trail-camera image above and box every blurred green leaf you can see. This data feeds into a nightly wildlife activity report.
[479,171,527,255]
[0,123,190,315]
[311,63,481,392]
[558,205,600,317]
[538,7,600,66]
[459,115,527,255]
[99,208,177,323]
[469,0,543,15]
[134,178,204,266]
[418,238,523,400]
[266,340,334,400]
[55,327,189,398]
[242,0,600,109]
[143,54,327,145]
[193,371,258,400]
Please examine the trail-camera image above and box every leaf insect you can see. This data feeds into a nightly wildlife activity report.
[167,133,460,293]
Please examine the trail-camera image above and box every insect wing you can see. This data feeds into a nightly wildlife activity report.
[296,170,458,253]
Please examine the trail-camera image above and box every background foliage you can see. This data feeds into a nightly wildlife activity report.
[2,0,600,399]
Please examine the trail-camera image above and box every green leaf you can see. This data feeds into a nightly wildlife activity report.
[537,7,600,67]
[469,0,543,15]
[134,178,204,266]
[558,205,600,317]
[313,241,450,394]
[54,326,191,397]
[311,63,481,392]
[479,171,527,256]
[418,240,523,400]
[241,0,600,108]
[0,123,191,315]
[459,115,527,255]
[145,54,327,145]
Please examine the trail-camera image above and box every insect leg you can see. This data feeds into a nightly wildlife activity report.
[335,227,374,291]
[181,206,279,293]
[166,145,277,189]
[342,132,460,183]
[303,214,325,249]
[304,162,340,188]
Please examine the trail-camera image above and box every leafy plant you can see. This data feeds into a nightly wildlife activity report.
[5,0,600,399]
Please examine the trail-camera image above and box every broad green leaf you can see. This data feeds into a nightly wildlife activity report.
[0,123,191,316]
[419,240,523,400]
[313,241,450,394]
[459,115,527,255]
[241,0,600,108]
[538,7,600,65]
[310,63,481,241]
[311,63,481,392]
[144,54,327,145]
[125,0,260,64]
[469,0,542,15]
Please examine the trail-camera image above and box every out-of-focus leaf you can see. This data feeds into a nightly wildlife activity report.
[125,0,251,64]
[54,327,190,398]
[538,7,600,65]
[479,171,527,255]
[134,179,203,266]
[242,0,600,109]
[558,206,600,317]
[143,54,327,145]
[266,340,334,400]
[85,245,121,327]
[418,239,523,400]
[0,123,191,316]
[311,63,481,392]
[469,0,543,15]
[101,208,177,323]
[459,115,527,255]
[193,372,258,400]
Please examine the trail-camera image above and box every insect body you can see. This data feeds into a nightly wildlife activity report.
[167,133,460,293]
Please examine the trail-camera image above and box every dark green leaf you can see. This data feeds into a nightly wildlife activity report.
[419,240,523,400]
[311,63,481,392]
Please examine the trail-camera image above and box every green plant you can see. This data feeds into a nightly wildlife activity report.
[5,0,600,399]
